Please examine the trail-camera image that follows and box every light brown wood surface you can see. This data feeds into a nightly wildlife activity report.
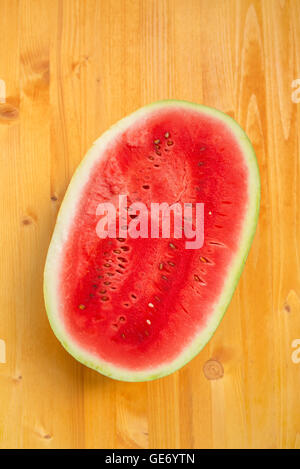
[0,0,300,449]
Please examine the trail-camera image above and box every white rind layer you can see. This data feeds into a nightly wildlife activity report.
[44,100,260,382]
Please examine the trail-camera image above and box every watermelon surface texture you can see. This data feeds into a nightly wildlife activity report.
[44,100,260,382]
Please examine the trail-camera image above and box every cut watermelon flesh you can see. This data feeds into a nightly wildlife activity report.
[44,101,260,381]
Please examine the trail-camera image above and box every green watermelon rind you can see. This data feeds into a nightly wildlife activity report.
[44,100,260,382]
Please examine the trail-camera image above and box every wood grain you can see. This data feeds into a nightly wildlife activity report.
[0,0,300,449]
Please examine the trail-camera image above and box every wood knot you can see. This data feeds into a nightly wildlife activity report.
[22,217,32,226]
[72,55,91,78]
[203,359,224,380]
[13,375,23,383]
[0,103,19,122]
[22,213,37,226]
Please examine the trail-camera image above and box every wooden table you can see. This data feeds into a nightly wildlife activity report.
[0,0,299,449]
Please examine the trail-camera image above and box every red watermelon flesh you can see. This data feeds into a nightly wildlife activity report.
[44,101,260,381]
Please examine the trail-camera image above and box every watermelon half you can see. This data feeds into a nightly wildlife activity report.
[44,100,260,382]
